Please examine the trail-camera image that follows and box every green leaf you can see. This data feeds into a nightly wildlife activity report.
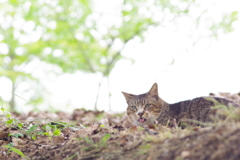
[7,142,14,147]
[6,114,11,118]
[37,131,44,136]
[6,119,13,124]
[17,123,23,128]
[84,137,93,144]
[9,0,18,5]
[27,125,39,133]
[53,129,61,136]
[42,124,52,131]
[32,135,36,140]
[100,133,111,144]
[44,132,50,136]
[4,145,25,157]
[10,133,24,138]
[100,124,105,127]
[138,127,144,130]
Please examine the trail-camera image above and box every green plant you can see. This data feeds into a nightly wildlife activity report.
[1,95,84,141]
[80,133,111,152]
[99,133,111,145]
[2,111,65,140]
[4,143,26,158]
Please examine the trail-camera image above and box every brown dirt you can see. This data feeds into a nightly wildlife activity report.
[0,93,240,160]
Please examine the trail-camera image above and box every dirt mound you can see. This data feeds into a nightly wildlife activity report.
[0,93,240,160]
[20,121,240,160]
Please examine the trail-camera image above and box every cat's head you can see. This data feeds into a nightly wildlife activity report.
[122,83,166,127]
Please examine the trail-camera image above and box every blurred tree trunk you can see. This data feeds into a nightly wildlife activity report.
[10,80,15,111]
[108,77,111,111]
[94,79,103,111]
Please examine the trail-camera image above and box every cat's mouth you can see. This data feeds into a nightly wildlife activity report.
[138,118,146,123]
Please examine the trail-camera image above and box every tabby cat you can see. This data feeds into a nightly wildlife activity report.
[122,83,239,128]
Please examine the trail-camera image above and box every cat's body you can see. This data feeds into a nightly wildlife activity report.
[122,83,239,128]
[157,96,239,127]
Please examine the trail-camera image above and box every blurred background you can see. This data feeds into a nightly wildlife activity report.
[0,0,239,113]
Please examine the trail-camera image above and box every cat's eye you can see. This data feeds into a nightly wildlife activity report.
[131,106,137,109]
[145,104,151,108]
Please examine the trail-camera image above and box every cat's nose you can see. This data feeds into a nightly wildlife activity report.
[138,112,144,116]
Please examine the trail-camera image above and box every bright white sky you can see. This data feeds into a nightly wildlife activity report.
[0,0,240,113]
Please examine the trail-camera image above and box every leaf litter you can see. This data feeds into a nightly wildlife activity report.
[0,93,240,160]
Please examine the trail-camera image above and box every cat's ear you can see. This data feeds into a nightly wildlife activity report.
[148,83,158,97]
[122,92,135,102]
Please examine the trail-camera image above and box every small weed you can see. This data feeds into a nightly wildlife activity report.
[175,157,185,160]
[9,133,24,138]
[4,143,26,158]
[100,124,105,127]
[136,143,151,155]
[96,113,105,120]
[65,153,78,160]
[138,126,144,130]
[84,137,94,144]
[100,133,111,145]
[140,143,151,149]
[80,133,111,152]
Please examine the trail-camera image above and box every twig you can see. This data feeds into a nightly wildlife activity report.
[0,96,3,110]
[12,92,55,121]
[12,92,85,129]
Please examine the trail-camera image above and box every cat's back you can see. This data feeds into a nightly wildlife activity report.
[170,96,239,111]
[167,96,239,125]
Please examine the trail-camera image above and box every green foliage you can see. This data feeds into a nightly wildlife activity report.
[9,133,24,138]
[5,118,66,139]
[210,11,239,38]
[0,105,80,142]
